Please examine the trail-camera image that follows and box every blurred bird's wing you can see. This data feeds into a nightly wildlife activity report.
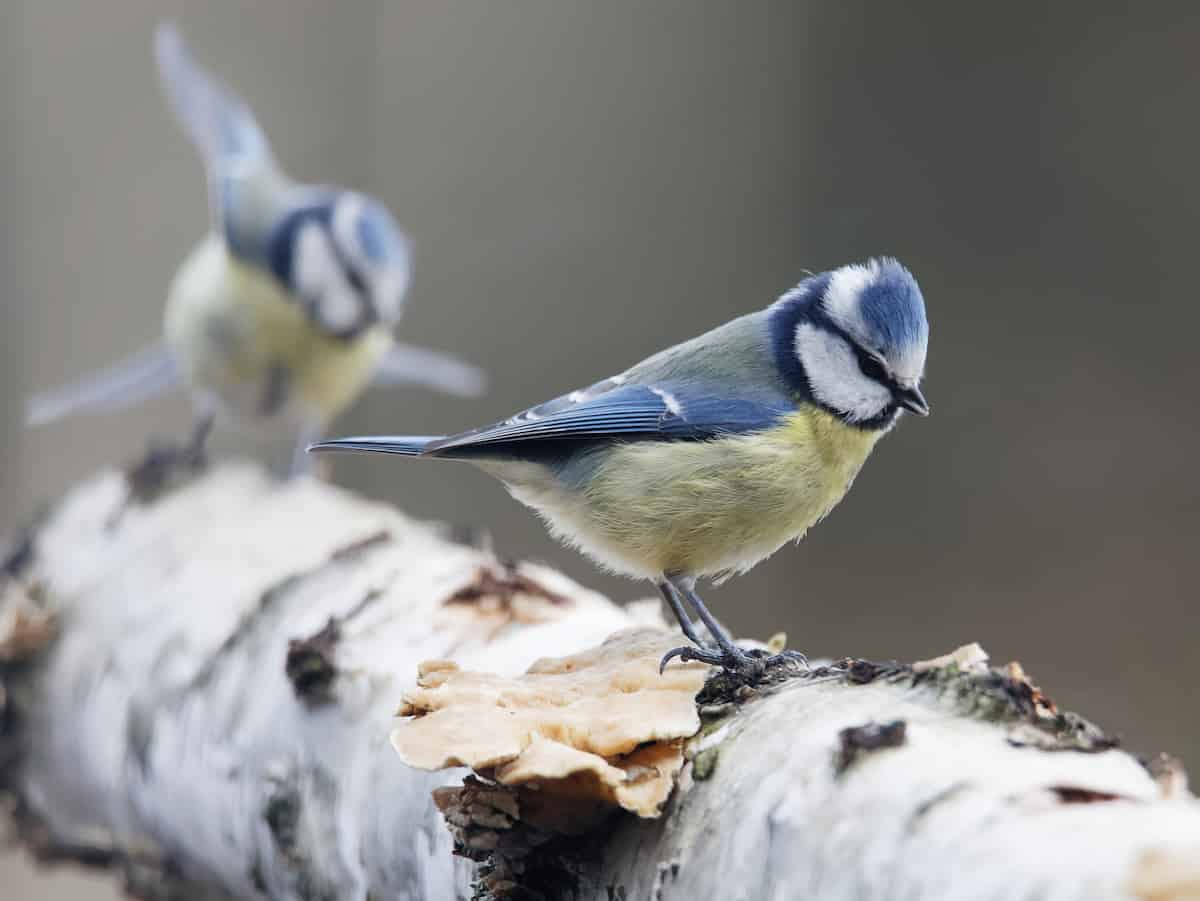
[25,341,180,427]
[371,342,487,397]
[154,22,283,245]
[425,378,794,456]
[154,22,272,176]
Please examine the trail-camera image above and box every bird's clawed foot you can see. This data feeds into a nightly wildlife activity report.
[659,643,731,673]
[660,643,809,683]
[655,577,808,688]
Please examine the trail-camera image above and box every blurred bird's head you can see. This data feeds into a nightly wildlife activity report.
[153,22,413,343]
[770,258,929,429]
[265,191,412,340]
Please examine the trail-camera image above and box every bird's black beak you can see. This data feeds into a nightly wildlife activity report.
[895,385,930,416]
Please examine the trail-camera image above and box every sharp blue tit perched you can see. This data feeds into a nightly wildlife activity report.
[311,258,930,678]
[25,23,484,475]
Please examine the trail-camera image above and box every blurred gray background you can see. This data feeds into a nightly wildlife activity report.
[3,2,1198,896]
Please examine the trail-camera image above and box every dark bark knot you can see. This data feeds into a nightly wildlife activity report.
[286,619,341,705]
[445,562,570,610]
[836,720,908,774]
[1,529,36,582]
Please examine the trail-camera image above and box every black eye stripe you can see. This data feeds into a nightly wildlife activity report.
[806,315,887,374]
[305,220,376,335]
[341,261,368,296]
[850,343,893,385]
[323,223,376,320]
[791,313,897,388]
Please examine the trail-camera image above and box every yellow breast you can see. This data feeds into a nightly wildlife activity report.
[163,237,391,426]
[574,406,884,579]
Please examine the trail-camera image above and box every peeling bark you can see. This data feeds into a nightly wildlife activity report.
[1,463,1198,901]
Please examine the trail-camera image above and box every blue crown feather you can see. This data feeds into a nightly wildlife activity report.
[854,258,928,357]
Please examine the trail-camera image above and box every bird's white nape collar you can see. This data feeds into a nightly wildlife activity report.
[820,259,927,384]
[331,193,367,263]
[822,260,881,344]
[330,192,409,323]
[294,222,360,333]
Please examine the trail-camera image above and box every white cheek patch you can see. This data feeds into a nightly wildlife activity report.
[794,322,893,423]
[295,222,360,333]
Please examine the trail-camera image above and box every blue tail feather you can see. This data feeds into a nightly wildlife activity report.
[307,436,440,457]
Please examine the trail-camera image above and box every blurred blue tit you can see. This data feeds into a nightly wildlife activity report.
[26,23,485,475]
[311,258,930,678]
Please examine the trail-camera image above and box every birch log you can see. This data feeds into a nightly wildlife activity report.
[1,463,1198,901]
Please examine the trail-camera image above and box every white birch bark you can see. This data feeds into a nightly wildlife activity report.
[1,463,1197,900]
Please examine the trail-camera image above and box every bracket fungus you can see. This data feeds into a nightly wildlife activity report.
[393,629,708,821]
[0,580,57,663]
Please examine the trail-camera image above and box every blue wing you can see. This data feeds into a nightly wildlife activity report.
[426,378,794,456]
[155,21,282,255]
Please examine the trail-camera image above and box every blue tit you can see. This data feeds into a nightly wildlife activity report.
[25,23,485,476]
[310,258,930,678]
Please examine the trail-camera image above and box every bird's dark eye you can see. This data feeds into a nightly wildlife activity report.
[857,351,889,384]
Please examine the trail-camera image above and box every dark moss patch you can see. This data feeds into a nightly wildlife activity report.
[692,746,720,781]
[695,650,1120,755]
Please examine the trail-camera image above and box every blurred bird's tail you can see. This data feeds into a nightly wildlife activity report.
[25,341,180,428]
[307,436,441,457]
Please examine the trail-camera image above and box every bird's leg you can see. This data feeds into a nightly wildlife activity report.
[123,409,215,505]
[660,575,809,679]
[679,577,750,661]
[657,581,707,648]
[675,576,736,648]
[183,409,215,465]
[681,579,808,671]
[659,574,753,672]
